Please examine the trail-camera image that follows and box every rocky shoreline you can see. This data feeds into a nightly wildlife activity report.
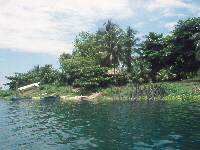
[31,92,102,101]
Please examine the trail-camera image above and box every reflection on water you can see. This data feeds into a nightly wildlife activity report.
[0,99,200,149]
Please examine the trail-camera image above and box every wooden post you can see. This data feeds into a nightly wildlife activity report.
[112,87,116,101]
[160,85,163,98]
[16,80,19,98]
[147,84,150,100]
[111,86,114,101]
[118,88,120,101]
[152,84,154,100]
[139,84,142,100]
[136,83,139,100]
[144,85,147,100]
[133,84,135,101]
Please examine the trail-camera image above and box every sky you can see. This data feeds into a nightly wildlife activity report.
[0,0,200,89]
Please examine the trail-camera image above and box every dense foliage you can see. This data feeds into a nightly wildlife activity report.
[59,20,136,88]
[167,17,200,80]
[4,17,200,90]
[140,17,200,81]
[5,64,60,89]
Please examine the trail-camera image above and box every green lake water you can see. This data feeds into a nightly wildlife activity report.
[0,99,200,150]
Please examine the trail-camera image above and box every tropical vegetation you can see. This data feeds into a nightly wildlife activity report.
[1,17,200,99]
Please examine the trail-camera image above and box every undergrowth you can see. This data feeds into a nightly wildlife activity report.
[1,77,200,100]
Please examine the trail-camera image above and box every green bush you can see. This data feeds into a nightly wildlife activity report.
[71,66,111,88]
[0,90,14,98]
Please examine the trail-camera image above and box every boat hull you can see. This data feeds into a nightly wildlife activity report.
[40,96,60,101]
[10,96,32,100]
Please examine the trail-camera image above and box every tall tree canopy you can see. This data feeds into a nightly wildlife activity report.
[123,26,139,73]
[6,17,200,89]
[168,17,200,79]
[140,32,168,82]
[95,20,126,68]
[6,64,60,89]
[193,32,200,60]
[139,17,200,81]
[73,31,98,58]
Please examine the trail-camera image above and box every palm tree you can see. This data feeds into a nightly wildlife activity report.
[95,20,125,84]
[95,20,125,67]
[124,26,139,73]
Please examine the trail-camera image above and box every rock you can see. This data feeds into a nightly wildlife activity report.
[71,87,85,93]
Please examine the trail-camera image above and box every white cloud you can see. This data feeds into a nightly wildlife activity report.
[0,0,199,57]
[164,22,177,31]
[0,58,7,61]
[148,0,194,11]
[163,12,187,17]
[147,0,199,17]
[132,22,146,28]
[0,0,132,56]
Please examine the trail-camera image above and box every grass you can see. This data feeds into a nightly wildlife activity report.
[1,77,200,100]
[0,85,72,99]
[152,77,200,100]
[98,77,200,101]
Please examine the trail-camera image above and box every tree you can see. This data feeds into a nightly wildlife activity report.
[73,31,98,58]
[124,26,139,73]
[168,17,200,79]
[140,32,168,82]
[59,53,95,85]
[5,64,60,89]
[95,20,126,68]
[193,32,200,60]
[128,56,151,83]
[39,64,60,85]
[94,20,127,85]
[59,53,111,88]
[73,65,111,88]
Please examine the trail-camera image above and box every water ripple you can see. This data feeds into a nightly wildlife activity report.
[0,99,200,149]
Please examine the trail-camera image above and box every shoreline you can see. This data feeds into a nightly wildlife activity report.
[5,92,103,101]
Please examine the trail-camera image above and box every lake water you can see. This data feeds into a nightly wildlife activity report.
[0,99,200,150]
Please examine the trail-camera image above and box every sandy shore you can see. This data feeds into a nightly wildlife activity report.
[31,92,102,101]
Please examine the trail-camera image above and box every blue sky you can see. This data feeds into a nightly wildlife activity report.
[0,0,200,89]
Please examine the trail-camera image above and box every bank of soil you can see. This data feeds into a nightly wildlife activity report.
[30,92,102,101]
[61,92,102,101]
